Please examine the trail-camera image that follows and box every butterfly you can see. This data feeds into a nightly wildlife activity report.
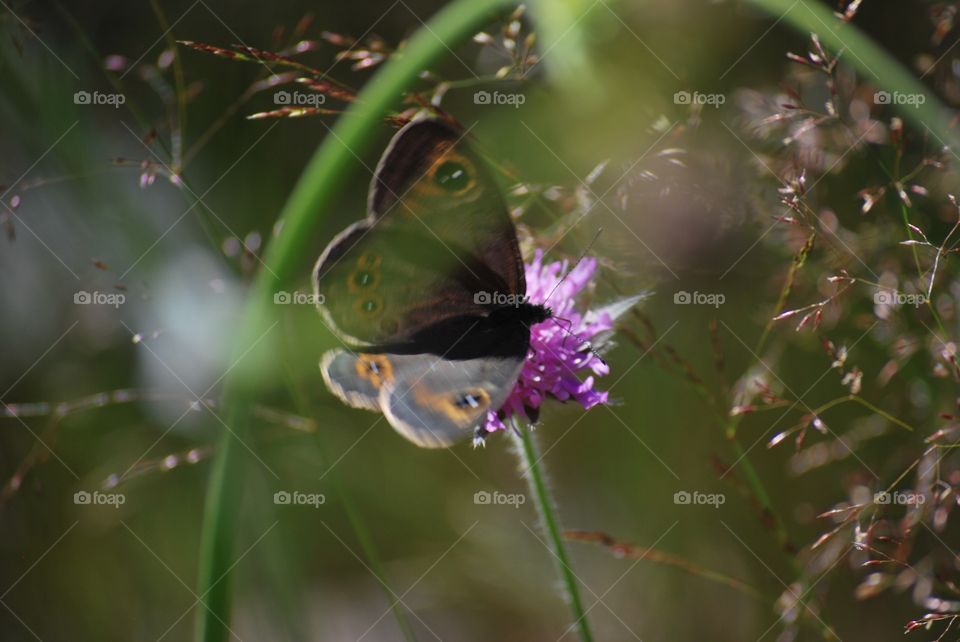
[313,117,552,448]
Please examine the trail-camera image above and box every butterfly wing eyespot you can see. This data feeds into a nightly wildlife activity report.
[392,150,477,210]
[320,350,384,411]
[354,354,394,387]
[354,293,385,318]
[411,385,492,422]
[349,268,379,291]
[349,252,382,292]
[348,264,381,293]
[433,160,472,193]
[411,385,490,428]
[453,389,490,411]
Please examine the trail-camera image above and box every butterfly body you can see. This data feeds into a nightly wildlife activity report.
[314,117,546,448]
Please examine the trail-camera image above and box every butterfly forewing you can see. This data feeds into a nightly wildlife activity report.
[313,119,528,348]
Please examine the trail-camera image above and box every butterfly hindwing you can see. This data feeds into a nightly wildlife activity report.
[379,352,524,448]
[321,348,525,448]
[320,349,388,411]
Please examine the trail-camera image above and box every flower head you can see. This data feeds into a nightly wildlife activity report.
[481,250,638,439]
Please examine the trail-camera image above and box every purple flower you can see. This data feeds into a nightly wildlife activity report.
[481,250,640,438]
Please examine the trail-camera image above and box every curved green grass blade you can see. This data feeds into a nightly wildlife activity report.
[195,1,515,641]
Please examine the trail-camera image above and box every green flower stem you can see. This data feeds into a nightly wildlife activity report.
[195,1,515,641]
[510,420,595,642]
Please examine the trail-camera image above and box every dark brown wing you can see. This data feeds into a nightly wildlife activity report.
[313,118,527,348]
[369,118,525,296]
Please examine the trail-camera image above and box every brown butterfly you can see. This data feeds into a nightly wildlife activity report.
[313,117,550,447]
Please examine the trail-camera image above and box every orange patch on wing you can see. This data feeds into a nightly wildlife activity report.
[357,251,382,270]
[400,146,478,208]
[411,384,491,422]
[355,354,394,388]
[430,150,476,192]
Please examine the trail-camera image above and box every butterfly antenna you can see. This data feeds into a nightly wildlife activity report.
[540,228,603,308]
[537,228,608,365]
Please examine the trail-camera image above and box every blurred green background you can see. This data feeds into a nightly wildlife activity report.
[1,1,955,640]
